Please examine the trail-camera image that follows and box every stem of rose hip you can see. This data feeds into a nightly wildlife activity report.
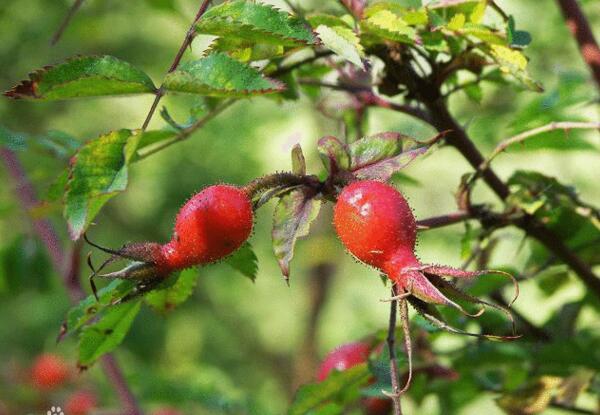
[242,172,325,200]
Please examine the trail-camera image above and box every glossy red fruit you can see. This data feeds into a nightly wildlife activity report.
[30,354,70,390]
[334,180,418,271]
[161,185,254,270]
[318,342,391,415]
[65,390,97,415]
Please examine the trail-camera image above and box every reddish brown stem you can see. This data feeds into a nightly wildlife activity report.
[50,0,85,45]
[555,0,600,90]
[141,0,212,130]
[423,99,600,298]
[0,148,143,415]
[416,211,471,230]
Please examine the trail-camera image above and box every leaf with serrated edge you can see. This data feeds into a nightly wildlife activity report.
[288,364,370,415]
[195,1,314,46]
[145,269,198,313]
[272,189,321,280]
[224,242,259,282]
[64,129,143,240]
[78,300,141,366]
[4,55,156,100]
[362,9,417,43]
[315,25,364,68]
[163,53,284,97]
[348,132,426,180]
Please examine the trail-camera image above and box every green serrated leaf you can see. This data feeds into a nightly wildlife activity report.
[5,56,156,100]
[65,280,136,336]
[487,45,542,91]
[317,136,350,173]
[195,1,314,46]
[163,53,284,97]
[78,300,142,366]
[315,25,364,68]
[64,129,143,240]
[289,364,371,415]
[224,242,258,282]
[145,269,198,313]
[361,9,417,43]
[272,189,321,280]
[307,14,353,29]
[347,132,427,180]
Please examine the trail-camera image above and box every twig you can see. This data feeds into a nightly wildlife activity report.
[479,121,600,173]
[386,286,403,415]
[269,50,333,78]
[50,0,85,45]
[423,98,600,299]
[416,211,471,230]
[136,99,234,160]
[297,79,432,123]
[0,148,143,415]
[141,0,212,130]
[555,0,600,91]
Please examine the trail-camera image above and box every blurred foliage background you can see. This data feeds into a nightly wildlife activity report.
[0,0,599,414]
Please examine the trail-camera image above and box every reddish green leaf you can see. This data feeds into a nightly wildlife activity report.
[272,188,321,281]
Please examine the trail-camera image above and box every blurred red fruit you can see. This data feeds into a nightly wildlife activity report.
[30,354,70,390]
[318,342,391,415]
[65,390,97,415]
[152,407,182,415]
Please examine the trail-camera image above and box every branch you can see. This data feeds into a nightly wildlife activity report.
[416,211,471,230]
[0,148,143,415]
[479,121,600,173]
[297,79,432,124]
[141,0,212,130]
[423,99,600,299]
[50,0,85,45]
[555,0,600,91]
[136,99,234,160]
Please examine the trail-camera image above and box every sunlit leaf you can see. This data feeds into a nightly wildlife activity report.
[4,56,156,100]
[163,53,285,97]
[195,1,314,46]
[64,129,142,240]
[361,9,417,43]
[315,24,364,68]
[496,376,563,414]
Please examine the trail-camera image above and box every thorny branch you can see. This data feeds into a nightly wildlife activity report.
[0,148,143,415]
